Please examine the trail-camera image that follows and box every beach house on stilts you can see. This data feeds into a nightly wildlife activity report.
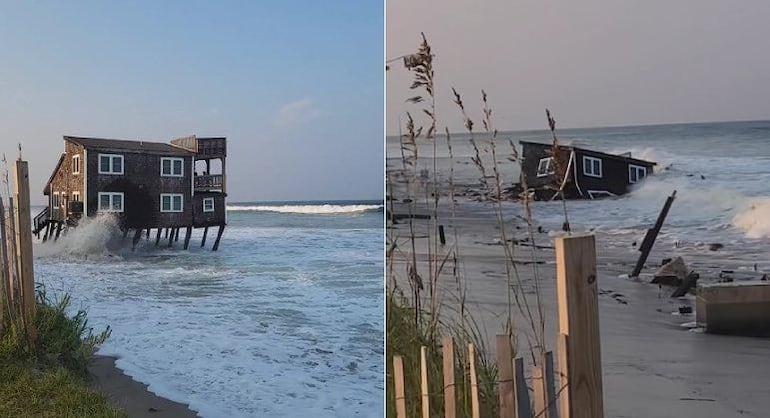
[35,135,228,250]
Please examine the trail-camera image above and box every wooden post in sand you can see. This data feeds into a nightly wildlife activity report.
[495,334,515,417]
[420,346,430,418]
[13,160,36,341]
[555,234,603,418]
[0,198,8,331]
[468,344,480,418]
[393,355,407,418]
[442,336,456,418]
[631,190,676,277]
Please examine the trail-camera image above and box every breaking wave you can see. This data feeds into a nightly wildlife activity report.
[34,214,124,258]
[226,204,383,214]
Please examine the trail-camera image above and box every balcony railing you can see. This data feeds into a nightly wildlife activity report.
[197,138,227,157]
[195,174,224,191]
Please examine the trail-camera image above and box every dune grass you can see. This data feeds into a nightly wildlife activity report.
[0,291,124,418]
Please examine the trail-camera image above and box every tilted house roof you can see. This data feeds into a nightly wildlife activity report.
[520,140,657,167]
[64,136,195,156]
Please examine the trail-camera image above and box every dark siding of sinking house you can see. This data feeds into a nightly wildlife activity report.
[192,191,227,227]
[520,141,656,199]
[84,148,194,228]
[47,141,86,221]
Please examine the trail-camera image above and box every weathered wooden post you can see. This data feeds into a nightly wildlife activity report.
[420,346,430,418]
[495,334,515,418]
[513,357,532,418]
[0,197,7,332]
[533,352,558,418]
[155,228,162,246]
[13,160,36,342]
[183,226,192,250]
[442,336,456,418]
[212,224,225,251]
[468,343,480,418]
[393,355,407,418]
[631,190,676,277]
[555,234,603,418]
[200,226,209,248]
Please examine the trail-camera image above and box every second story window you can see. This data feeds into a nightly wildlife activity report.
[161,157,184,177]
[99,154,124,175]
[536,157,555,177]
[203,197,215,212]
[72,155,81,175]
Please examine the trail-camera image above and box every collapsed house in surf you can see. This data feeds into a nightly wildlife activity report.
[520,140,656,200]
[35,135,228,250]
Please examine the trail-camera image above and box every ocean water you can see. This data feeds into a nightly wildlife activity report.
[387,120,770,270]
[34,200,384,417]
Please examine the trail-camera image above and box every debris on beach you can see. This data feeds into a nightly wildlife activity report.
[652,256,689,286]
[697,281,770,336]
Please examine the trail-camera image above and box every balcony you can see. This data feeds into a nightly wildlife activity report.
[195,174,224,191]
[196,138,226,157]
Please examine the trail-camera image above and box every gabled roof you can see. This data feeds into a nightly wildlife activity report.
[520,140,656,166]
[43,153,65,195]
[64,136,194,156]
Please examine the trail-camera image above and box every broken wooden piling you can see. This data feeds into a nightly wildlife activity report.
[631,190,676,277]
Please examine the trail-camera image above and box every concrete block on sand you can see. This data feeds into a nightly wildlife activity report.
[697,281,770,336]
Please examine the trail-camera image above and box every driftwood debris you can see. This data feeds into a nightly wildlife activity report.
[631,190,677,277]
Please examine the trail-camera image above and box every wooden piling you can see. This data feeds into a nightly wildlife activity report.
[54,222,62,240]
[555,234,603,418]
[132,229,142,251]
[164,228,169,239]
[393,355,407,418]
[495,334,515,418]
[13,160,36,342]
[174,227,180,242]
[212,224,225,251]
[420,346,430,418]
[468,344,480,418]
[183,226,192,250]
[200,226,209,247]
[438,224,446,246]
[167,228,175,247]
[155,228,161,246]
[42,223,50,242]
[631,190,676,277]
[442,336,456,418]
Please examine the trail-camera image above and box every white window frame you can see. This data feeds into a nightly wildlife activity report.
[72,191,81,202]
[536,157,555,177]
[160,193,184,213]
[587,190,617,200]
[97,192,124,213]
[52,192,60,208]
[72,154,81,175]
[98,153,124,175]
[628,164,647,184]
[203,197,215,213]
[583,156,603,178]
[161,157,185,177]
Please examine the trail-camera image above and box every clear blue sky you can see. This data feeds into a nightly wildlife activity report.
[0,1,383,204]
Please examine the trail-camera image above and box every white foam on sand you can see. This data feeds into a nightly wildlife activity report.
[226,204,382,214]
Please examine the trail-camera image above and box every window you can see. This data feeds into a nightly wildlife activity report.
[203,197,215,213]
[72,155,81,175]
[99,154,124,175]
[536,157,555,177]
[161,194,184,212]
[583,156,602,178]
[98,192,124,212]
[587,190,617,199]
[72,191,81,202]
[161,157,184,177]
[629,164,647,184]
[52,192,60,208]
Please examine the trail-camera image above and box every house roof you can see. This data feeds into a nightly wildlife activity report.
[520,140,657,166]
[64,136,194,156]
[43,153,65,195]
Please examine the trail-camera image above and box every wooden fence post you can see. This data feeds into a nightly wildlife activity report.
[555,234,603,418]
[393,355,407,418]
[468,344,480,418]
[442,336,456,418]
[13,160,36,342]
[496,334,515,417]
[513,357,532,418]
[0,197,7,332]
[420,346,430,418]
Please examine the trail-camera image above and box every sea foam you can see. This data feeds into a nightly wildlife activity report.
[226,204,382,214]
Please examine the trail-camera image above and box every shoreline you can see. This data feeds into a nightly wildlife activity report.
[89,355,199,418]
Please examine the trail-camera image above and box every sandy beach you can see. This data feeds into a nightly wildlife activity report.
[89,356,199,418]
[387,132,770,417]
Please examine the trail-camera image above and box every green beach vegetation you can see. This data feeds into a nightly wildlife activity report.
[0,290,124,418]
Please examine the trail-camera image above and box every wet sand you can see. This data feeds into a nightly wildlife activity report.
[388,196,770,418]
[89,355,199,418]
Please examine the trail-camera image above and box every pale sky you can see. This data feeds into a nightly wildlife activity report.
[0,1,382,205]
[387,0,770,134]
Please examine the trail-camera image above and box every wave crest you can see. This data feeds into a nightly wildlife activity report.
[226,204,383,214]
